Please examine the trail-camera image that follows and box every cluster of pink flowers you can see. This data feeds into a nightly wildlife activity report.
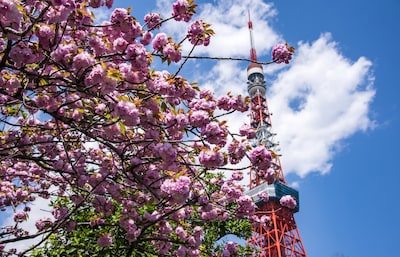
[0,0,22,30]
[257,168,276,184]
[239,124,256,139]
[252,214,271,227]
[236,195,255,218]
[9,42,40,67]
[144,12,161,30]
[152,32,168,51]
[201,122,228,147]
[187,20,211,46]
[272,43,294,64]
[72,52,96,74]
[110,8,135,33]
[161,176,191,204]
[172,0,193,22]
[258,192,269,202]
[152,32,182,63]
[164,112,189,137]
[35,218,53,231]
[189,110,209,127]
[249,146,272,170]
[13,212,28,222]
[280,195,297,209]
[113,100,140,127]
[227,141,247,164]
[162,42,182,63]
[199,148,225,169]
[217,94,249,112]
[36,25,56,50]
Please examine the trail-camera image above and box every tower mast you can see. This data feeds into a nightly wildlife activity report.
[245,12,307,257]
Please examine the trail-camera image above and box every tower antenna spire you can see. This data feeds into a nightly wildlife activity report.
[248,10,258,62]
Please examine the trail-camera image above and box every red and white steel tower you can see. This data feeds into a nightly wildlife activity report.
[245,13,307,257]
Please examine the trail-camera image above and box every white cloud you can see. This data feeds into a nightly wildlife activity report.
[155,1,376,178]
[269,33,375,177]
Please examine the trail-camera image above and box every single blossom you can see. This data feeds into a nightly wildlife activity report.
[272,43,294,64]
[239,124,256,139]
[199,149,225,169]
[249,146,272,170]
[161,176,191,203]
[187,20,211,46]
[280,195,297,209]
[144,12,161,30]
[152,32,168,51]
[172,0,193,22]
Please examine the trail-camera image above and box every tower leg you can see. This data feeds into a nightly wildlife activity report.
[247,201,307,257]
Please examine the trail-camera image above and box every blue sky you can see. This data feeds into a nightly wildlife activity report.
[2,0,399,256]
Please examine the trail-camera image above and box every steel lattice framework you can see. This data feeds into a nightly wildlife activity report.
[245,13,307,257]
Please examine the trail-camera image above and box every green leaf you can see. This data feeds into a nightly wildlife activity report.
[118,121,126,136]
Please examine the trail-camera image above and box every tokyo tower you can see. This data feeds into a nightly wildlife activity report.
[245,13,307,257]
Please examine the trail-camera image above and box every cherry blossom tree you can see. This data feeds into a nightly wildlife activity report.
[0,0,294,256]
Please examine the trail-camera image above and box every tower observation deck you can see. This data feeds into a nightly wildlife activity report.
[245,12,307,257]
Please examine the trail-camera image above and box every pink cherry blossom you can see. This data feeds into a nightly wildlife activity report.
[113,100,140,127]
[222,242,239,257]
[228,141,247,164]
[187,20,211,46]
[199,149,225,169]
[0,0,22,30]
[140,31,153,46]
[258,192,269,202]
[272,43,294,64]
[72,52,96,73]
[105,0,113,8]
[161,176,191,203]
[126,43,148,68]
[13,212,27,222]
[162,43,182,63]
[89,0,104,8]
[201,122,227,147]
[280,195,297,209]
[153,142,177,165]
[9,42,36,67]
[239,123,256,139]
[172,0,193,22]
[249,146,272,170]
[110,8,129,24]
[113,37,129,53]
[236,195,255,217]
[97,233,113,247]
[144,13,161,30]
[189,110,209,127]
[152,32,168,51]
[5,77,20,96]
[36,25,55,50]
